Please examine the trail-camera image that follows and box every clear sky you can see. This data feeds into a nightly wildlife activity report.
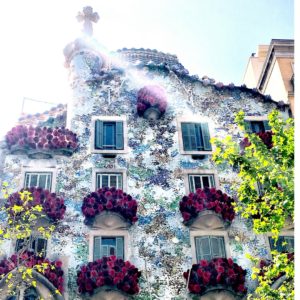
[0,0,294,138]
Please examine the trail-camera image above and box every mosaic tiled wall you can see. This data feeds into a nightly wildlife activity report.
[0,48,284,299]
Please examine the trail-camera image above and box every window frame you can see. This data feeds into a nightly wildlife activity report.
[15,235,48,257]
[91,116,128,154]
[190,230,230,264]
[89,229,129,262]
[244,116,271,133]
[20,166,57,192]
[183,169,219,194]
[264,231,294,259]
[265,231,294,258]
[93,236,125,261]
[177,117,213,155]
[92,168,127,192]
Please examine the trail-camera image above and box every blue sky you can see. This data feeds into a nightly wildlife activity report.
[0,0,294,137]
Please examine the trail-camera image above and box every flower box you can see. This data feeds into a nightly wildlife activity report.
[179,188,235,226]
[6,187,66,222]
[5,125,78,158]
[77,256,141,296]
[184,258,247,297]
[137,85,168,120]
[0,251,64,294]
[81,187,138,226]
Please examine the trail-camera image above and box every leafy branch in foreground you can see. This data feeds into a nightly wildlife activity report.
[212,110,294,300]
[212,110,294,236]
[0,183,64,297]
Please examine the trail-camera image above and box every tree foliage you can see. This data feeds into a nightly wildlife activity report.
[0,183,60,298]
[212,110,294,299]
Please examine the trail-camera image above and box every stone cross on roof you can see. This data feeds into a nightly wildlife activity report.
[76,6,99,36]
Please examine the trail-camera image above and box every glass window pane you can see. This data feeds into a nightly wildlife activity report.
[103,123,116,148]
[194,176,202,190]
[110,175,117,187]
[30,174,38,187]
[202,176,210,188]
[38,175,47,189]
[101,175,109,187]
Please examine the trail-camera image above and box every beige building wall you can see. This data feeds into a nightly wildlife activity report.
[242,40,294,115]
[263,60,288,103]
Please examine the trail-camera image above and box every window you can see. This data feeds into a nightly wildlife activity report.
[269,236,294,253]
[195,236,226,261]
[95,120,124,150]
[15,236,47,257]
[24,172,52,190]
[189,174,215,192]
[181,123,212,151]
[96,173,123,189]
[24,287,39,300]
[245,120,271,133]
[93,236,124,260]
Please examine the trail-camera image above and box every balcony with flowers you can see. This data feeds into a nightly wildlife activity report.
[5,187,66,226]
[183,258,247,299]
[0,251,64,299]
[77,256,141,299]
[179,188,235,230]
[5,125,78,159]
[137,85,168,120]
[81,187,138,229]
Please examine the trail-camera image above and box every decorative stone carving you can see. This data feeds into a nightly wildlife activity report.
[90,211,131,230]
[189,210,228,230]
[88,287,129,300]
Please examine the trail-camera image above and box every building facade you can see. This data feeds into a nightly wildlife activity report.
[243,39,294,115]
[0,8,293,300]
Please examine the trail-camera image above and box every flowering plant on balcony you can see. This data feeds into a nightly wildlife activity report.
[0,251,64,293]
[137,85,168,119]
[183,258,247,295]
[5,125,78,156]
[5,187,66,222]
[77,256,141,295]
[81,187,138,224]
[179,187,235,224]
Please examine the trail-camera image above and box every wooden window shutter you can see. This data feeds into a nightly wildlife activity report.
[101,245,109,257]
[182,123,191,150]
[210,236,226,258]
[200,123,212,150]
[115,122,124,150]
[195,124,204,150]
[195,236,211,261]
[244,121,252,133]
[94,237,102,261]
[116,237,124,259]
[95,120,103,149]
[263,120,271,131]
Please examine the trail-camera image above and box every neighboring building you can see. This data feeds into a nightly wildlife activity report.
[0,7,293,300]
[243,39,294,115]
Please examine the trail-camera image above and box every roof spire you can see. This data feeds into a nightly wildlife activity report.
[76,6,99,36]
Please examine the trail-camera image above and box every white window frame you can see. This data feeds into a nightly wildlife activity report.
[183,169,220,194]
[20,166,57,192]
[177,116,214,155]
[92,168,127,192]
[88,229,129,262]
[24,172,52,190]
[190,230,230,264]
[91,116,128,154]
